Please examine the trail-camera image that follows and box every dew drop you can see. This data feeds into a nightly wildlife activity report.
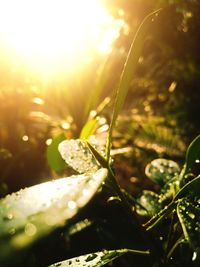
[68,200,77,210]
[192,251,197,261]
[82,189,89,197]
[25,223,37,236]
[85,253,98,262]
[188,213,195,219]
[6,213,14,220]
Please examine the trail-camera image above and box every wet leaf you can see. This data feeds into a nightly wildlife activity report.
[136,190,162,217]
[47,133,66,173]
[160,177,180,202]
[177,197,200,248]
[143,201,176,231]
[145,158,180,186]
[80,118,99,139]
[58,139,100,174]
[0,168,108,265]
[174,175,200,200]
[184,134,200,174]
[48,248,150,267]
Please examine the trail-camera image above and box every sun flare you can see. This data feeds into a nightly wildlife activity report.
[0,0,122,76]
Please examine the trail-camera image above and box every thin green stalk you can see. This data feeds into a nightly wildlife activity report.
[107,167,157,256]
[125,249,150,255]
[105,9,162,162]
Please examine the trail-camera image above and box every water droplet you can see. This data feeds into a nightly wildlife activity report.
[68,200,77,210]
[22,135,29,141]
[188,213,195,219]
[85,253,97,262]
[6,213,14,220]
[82,189,89,196]
[8,228,16,235]
[192,251,197,261]
[25,223,37,236]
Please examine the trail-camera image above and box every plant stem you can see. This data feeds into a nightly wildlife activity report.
[107,167,157,257]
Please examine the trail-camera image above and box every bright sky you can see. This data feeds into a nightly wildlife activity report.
[0,0,123,77]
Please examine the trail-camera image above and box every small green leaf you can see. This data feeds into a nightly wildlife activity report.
[48,249,150,267]
[184,134,200,174]
[47,133,66,172]
[177,197,200,248]
[80,118,99,139]
[0,168,108,265]
[59,139,100,174]
[145,158,180,186]
[136,190,162,217]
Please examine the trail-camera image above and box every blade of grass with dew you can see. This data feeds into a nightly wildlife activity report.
[106,9,162,161]
[48,249,150,267]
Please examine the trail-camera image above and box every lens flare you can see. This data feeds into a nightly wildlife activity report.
[0,0,122,76]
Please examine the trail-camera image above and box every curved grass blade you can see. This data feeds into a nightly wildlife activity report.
[185,134,200,173]
[181,134,200,178]
[86,141,109,169]
[143,201,176,231]
[0,168,108,265]
[48,249,150,267]
[106,9,162,161]
[167,236,187,260]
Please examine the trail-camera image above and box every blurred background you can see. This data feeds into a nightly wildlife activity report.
[0,0,200,196]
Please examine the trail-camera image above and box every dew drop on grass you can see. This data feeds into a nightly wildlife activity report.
[6,213,14,220]
[67,200,77,210]
[188,213,195,219]
[85,253,98,262]
[25,223,37,236]
[192,251,197,261]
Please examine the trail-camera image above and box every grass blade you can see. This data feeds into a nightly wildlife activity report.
[106,9,162,161]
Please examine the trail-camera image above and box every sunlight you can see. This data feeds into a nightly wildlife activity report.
[0,0,122,76]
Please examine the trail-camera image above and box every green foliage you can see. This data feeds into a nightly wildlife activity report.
[58,139,100,174]
[1,2,200,266]
[48,249,149,267]
[47,133,66,173]
[177,197,200,248]
[145,158,180,186]
[80,118,99,140]
[182,134,200,177]
[136,190,162,217]
[0,168,107,265]
[106,10,162,160]
[142,134,200,264]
